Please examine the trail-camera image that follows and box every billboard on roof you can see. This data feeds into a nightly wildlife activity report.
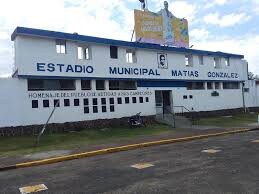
[134,9,189,48]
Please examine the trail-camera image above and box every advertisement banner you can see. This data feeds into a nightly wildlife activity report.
[134,9,189,48]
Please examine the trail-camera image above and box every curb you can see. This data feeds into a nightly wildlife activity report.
[0,127,258,172]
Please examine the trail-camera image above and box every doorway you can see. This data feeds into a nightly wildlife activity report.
[155,90,172,114]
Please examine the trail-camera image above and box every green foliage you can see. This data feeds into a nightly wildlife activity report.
[193,113,258,127]
[0,124,172,156]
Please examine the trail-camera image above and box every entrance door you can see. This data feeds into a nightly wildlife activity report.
[155,90,172,114]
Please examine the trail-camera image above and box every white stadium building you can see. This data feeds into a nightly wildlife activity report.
[0,27,258,134]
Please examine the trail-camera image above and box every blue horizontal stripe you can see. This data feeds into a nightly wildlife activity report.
[138,80,187,87]
[11,27,244,59]
[17,74,244,83]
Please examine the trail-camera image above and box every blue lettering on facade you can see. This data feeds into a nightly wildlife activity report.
[66,65,74,73]
[56,64,65,72]
[171,70,199,78]
[36,63,94,74]
[207,71,239,79]
[85,66,94,73]
[109,67,160,76]
[47,63,55,72]
[37,63,45,72]
[109,67,117,74]
[75,65,82,73]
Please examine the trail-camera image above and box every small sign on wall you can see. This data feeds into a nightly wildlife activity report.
[157,53,168,69]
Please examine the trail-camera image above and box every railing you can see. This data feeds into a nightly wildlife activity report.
[173,106,195,122]
[155,106,176,128]
[173,106,192,114]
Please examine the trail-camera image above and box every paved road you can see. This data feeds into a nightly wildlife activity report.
[1,130,259,194]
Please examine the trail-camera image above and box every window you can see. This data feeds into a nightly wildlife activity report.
[32,100,38,108]
[109,80,137,90]
[43,100,49,108]
[84,107,89,114]
[223,82,240,89]
[93,98,98,105]
[215,82,221,89]
[110,105,115,112]
[183,95,187,99]
[101,98,107,113]
[185,55,193,66]
[74,99,80,106]
[56,39,66,54]
[126,50,137,63]
[81,80,91,90]
[187,82,205,90]
[132,97,137,103]
[96,80,105,90]
[139,97,144,103]
[207,82,213,90]
[109,80,119,90]
[110,46,118,59]
[211,91,219,97]
[84,98,89,106]
[93,98,98,113]
[125,97,130,104]
[225,58,230,66]
[117,97,122,104]
[189,95,193,99]
[109,98,114,104]
[109,98,115,112]
[28,79,43,91]
[145,97,149,102]
[78,46,91,60]
[244,88,249,92]
[28,79,76,91]
[54,99,60,107]
[214,57,221,68]
[64,99,70,107]
[198,56,204,65]
[84,99,89,114]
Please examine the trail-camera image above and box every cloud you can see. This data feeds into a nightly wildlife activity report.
[204,12,251,27]
[190,28,210,40]
[214,0,228,5]
[0,0,134,77]
[0,74,11,78]
[0,32,9,40]
[205,0,229,8]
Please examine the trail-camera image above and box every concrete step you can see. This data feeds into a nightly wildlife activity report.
[156,114,192,128]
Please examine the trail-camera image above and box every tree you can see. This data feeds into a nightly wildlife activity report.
[248,72,254,80]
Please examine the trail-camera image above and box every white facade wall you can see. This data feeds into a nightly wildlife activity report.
[0,78,156,127]
[172,87,243,112]
[244,80,259,108]
[15,36,248,81]
[0,32,257,128]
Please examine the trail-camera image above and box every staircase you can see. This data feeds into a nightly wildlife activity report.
[155,106,193,128]
[156,114,192,128]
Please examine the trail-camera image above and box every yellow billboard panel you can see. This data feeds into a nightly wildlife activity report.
[134,9,189,48]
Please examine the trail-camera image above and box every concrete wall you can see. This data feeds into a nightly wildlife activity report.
[0,78,156,128]
[1,78,258,128]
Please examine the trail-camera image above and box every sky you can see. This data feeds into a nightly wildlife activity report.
[0,0,258,77]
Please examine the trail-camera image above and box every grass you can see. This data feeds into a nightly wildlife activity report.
[0,124,173,156]
[193,113,258,127]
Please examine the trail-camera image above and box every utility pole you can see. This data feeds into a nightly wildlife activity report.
[242,82,246,113]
